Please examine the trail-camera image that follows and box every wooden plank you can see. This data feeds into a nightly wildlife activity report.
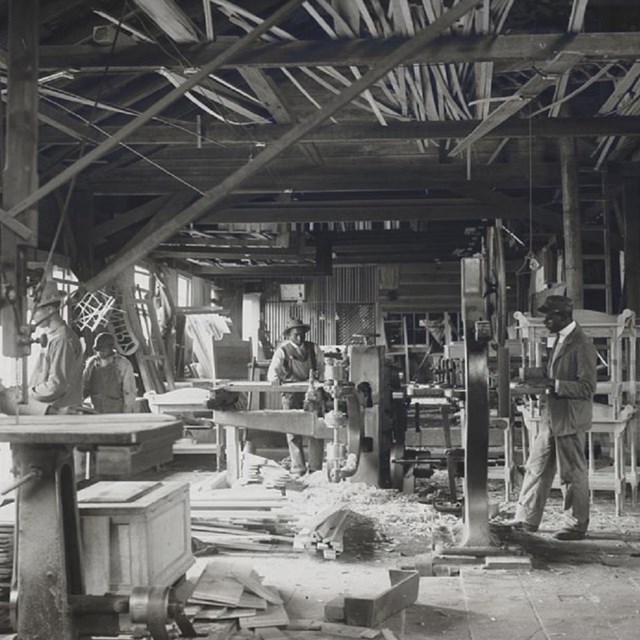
[76,481,162,503]
[343,570,419,628]
[449,51,584,156]
[192,568,244,607]
[37,33,640,71]
[238,603,289,629]
[83,0,486,292]
[39,117,640,146]
[131,0,200,42]
[0,415,183,445]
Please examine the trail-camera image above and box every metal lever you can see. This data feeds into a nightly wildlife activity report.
[0,467,43,496]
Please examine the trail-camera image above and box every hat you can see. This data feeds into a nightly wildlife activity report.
[34,279,65,309]
[537,295,574,315]
[283,317,310,336]
[94,332,116,351]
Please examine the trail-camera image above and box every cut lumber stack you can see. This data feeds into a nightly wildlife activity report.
[187,560,289,633]
[242,453,291,489]
[293,505,352,560]
[0,503,14,632]
[190,485,298,554]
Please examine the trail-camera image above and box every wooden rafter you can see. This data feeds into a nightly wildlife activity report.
[449,51,584,157]
[38,117,640,146]
[37,33,640,72]
[0,0,307,225]
[83,0,484,291]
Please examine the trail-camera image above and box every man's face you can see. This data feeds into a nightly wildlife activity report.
[289,329,306,346]
[543,311,569,334]
[32,304,56,329]
[97,346,115,361]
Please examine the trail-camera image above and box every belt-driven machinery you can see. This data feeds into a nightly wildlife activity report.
[210,344,390,486]
[1,252,194,639]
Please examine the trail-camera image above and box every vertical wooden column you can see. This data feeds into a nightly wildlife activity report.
[559,137,584,307]
[623,178,640,317]
[1,0,39,358]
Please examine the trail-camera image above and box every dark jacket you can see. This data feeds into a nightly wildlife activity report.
[546,323,598,436]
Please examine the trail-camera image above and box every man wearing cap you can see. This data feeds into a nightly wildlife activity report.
[83,332,137,413]
[267,318,325,477]
[0,279,84,415]
[509,295,598,540]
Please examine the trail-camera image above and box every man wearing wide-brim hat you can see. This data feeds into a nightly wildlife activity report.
[506,295,598,540]
[0,279,83,415]
[267,317,325,477]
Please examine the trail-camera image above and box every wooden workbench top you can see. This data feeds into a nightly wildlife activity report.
[0,413,183,445]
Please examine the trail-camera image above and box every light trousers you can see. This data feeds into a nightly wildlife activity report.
[515,428,590,532]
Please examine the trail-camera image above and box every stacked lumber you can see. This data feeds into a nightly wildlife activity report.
[190,484,298,554]
[0,503,14,632]
[242,453,291,489]
[293,505,352,560]
[187,560,289,633]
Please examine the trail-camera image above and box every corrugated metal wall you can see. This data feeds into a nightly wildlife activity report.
[264,266,378,346]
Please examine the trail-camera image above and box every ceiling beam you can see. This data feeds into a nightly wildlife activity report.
[449,51,584,156]
[40,117,640,146]
[37,32,640,72]
[83,0,486,292]
[130,0,200,43]
[87,161,564,195]
[0,0,307,228]
[194,203,514,224]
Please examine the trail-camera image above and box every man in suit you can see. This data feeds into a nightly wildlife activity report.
[509,295,598,540]
[267,318,325,477]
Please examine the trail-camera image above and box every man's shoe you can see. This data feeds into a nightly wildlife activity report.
[552,529,586,541]
[504,520,538,533]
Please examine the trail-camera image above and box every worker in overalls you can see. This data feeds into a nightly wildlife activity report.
[83,332,137,413]
[267,318,325,477]
[0,279,84,415]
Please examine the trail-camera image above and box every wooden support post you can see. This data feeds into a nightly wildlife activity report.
[623,178,640,317]
[559,137,584,307]
[1,0,39,359]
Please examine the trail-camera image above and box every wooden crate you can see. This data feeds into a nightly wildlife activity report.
[78,481,194,595]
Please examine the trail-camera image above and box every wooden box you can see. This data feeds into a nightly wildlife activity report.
[78,481,194,595]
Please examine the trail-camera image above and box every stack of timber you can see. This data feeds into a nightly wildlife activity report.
[293,504,353,560]
[0,503,14,632]
[242,452,291,489]
[190,476,297,554]
[186,560,289,633]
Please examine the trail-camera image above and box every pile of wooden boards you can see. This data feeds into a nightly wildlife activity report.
[293,505,352,560]
[186,560,289,631]
[0,503,14,632]
[190,480,297,554]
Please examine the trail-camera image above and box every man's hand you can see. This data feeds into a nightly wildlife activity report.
[270,378,281,386]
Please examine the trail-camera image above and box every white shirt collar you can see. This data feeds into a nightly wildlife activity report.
[557,320,576,340]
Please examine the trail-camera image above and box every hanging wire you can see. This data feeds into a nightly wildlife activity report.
[37,0,131,294]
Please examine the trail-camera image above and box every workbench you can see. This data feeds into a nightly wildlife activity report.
[0,414,183,640]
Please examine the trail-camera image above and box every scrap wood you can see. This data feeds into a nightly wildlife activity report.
[191,567,244,607]
[344,570,419,628]
[238,603,289,629]
[380,630,399,640]
[204,560,284,605]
